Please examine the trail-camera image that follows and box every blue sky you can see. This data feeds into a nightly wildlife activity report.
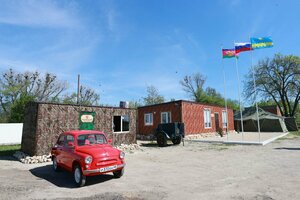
[0,0,299,106]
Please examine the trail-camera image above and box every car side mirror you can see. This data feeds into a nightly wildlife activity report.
[108,139,113,144]
[67,141,74,148]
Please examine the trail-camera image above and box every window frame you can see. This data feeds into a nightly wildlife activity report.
[113,115,130,133]
[203,108,212,129]
[161,112,171,124]
[222,110,228,128]
[144,113,153,126]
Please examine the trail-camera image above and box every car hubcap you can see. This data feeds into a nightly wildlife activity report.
[74,168,81,183]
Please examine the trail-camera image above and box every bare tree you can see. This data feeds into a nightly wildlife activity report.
[180,73,206,101]
[63,85,100,106]
[244,54,300,117]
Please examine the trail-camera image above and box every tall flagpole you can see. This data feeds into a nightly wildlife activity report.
[221,46,229,141]
[234,47,244,141]
[250,37,261,142]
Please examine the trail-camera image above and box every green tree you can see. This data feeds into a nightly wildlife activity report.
[244,54,300,117]
[143,86,165,105]
[9,94,34,123]
[0,68,67,115]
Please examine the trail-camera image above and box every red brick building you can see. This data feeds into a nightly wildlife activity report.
[137,100,234,138]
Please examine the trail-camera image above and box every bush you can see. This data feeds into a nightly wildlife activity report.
[217,127,224,137]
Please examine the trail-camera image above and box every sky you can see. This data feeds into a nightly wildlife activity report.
[0,0,299,106]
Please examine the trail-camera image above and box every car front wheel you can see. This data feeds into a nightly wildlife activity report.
[52,157,60,172]
[113,168,124,178]
[73,164,86,187]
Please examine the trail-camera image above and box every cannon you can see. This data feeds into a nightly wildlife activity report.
[155,122,185,147]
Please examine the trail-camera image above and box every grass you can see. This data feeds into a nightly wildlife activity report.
[0,144,21,156]
[277,131,300,140]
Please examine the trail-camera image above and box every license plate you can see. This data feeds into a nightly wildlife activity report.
[100,165,117,172]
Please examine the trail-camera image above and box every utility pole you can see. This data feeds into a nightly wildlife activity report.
[77,74,80,104]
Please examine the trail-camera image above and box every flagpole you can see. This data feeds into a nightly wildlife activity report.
[234,49,244,141]
[250,37,261,142]
[221,46,229,141]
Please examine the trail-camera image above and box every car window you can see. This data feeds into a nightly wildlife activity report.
[77,134,107,146]
[65,135,74,147]
[57,135,65,146]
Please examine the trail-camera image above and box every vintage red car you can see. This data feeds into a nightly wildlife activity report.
[51,130,125,187]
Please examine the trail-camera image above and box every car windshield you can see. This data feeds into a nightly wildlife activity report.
[77,134,107,146]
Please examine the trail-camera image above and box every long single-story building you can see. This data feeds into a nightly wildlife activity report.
[22,102,137,156]
[137,100,234,139]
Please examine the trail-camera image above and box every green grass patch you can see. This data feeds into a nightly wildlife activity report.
[0,144,21,156]
[277,131,300,140]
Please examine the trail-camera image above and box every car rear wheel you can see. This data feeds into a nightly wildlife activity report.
[113,168,124,178]
[52,157,60,172]
[157,132,167,147]
[172,136,182,145]
[73,165,86,187]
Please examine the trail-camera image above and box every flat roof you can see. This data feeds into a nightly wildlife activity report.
[138,100,233,110]
[30,101,136,110]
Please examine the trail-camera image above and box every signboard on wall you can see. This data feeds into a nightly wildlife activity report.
[79,111,95,130]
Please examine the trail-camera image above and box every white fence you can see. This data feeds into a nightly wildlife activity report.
[0,123,23,145]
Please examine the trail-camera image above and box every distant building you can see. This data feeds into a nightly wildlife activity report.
[137,100,234,139]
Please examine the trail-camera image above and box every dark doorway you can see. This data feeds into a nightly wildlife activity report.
[214,113,220,129]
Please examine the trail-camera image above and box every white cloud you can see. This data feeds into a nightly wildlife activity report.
[0,0,80,28]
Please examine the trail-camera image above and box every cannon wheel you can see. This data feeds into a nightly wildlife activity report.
[172,135,182,145]
[157,132,167,147]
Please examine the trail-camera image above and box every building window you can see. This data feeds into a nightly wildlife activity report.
[204,109,211,128]
[144,113,153,126]
[161,112,171,124]
[222,111,228,128]
[113,115,130,133]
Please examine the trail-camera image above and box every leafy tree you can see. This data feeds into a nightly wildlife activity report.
[128,100,142,108]
[143,86,165,105]
[9,94,34,123]
[63,85,100,106]
[0,68,67,115]
[244,54,300,117]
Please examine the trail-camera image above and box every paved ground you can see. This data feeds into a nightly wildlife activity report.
[0,134,299,200]
[190,132,288,145]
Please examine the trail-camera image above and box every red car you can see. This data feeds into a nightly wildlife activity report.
[51,130,125,187]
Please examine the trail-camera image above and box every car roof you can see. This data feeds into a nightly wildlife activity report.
[63,130,105,136]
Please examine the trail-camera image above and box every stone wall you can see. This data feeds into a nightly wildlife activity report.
[22,102,137,156]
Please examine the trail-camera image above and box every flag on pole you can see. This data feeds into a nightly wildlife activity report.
[235,42,252,53]
[251,37,273,49]
[222,49,238,58]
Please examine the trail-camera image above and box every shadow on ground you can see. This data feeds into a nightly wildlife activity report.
[30,164,114,188]
[274,147,300,151]
[0,155,17,161]
[139,142,173,148]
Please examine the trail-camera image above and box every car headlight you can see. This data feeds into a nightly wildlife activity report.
[85,156,93,164]
[120,151,125,159]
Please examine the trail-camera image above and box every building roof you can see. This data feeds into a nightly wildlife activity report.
[137,99,233,110]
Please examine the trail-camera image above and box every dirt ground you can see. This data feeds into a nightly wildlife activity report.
[0,137,299,200]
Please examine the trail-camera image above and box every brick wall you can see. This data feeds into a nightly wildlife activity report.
[137,100,234,137]
[182,101,234,135]
[137,101,181,136]
[22,102,137,156]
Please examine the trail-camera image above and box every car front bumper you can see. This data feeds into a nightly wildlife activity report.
[83,163,125,175]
